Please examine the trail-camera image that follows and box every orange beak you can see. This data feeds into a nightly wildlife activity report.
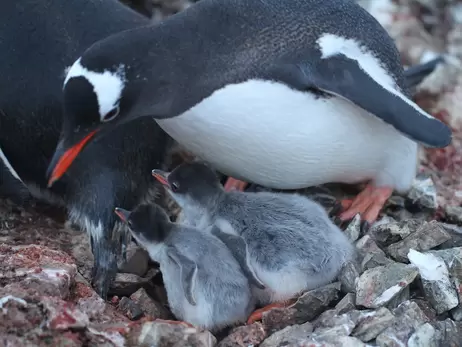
[114,207,131,223]
[47,130,97,187]
[151,169,170,188]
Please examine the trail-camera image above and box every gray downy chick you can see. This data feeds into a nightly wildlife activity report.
[114,203,255,331]
[152,162,356,307]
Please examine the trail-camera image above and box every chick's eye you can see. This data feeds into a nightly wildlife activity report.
[101,105,120,123]
[171,182,180,192]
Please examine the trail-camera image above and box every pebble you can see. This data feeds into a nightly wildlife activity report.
[408,249,459,314]
[356,263,419,308]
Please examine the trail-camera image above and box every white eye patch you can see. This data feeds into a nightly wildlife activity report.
[64,58,126,121]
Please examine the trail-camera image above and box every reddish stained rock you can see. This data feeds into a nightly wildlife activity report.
[0,244,77,300]
[217,323,266,347]
[0,296,43,336]
[73,281,94,300]
[41,297,89,330]
[127,321,216,347]
[75,284,129,324]
[0,271,74,300]
[0,244,75,268]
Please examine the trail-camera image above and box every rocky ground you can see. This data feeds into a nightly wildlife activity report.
[2,0,462,346]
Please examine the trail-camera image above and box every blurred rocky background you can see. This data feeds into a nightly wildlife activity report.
[2,0,462,346]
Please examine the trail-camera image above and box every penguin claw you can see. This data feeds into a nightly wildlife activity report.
[338,184,393,224]
[223,177,249,192]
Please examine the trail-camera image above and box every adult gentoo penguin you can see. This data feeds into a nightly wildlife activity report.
[0,0,173,298]
[46,0,452,224]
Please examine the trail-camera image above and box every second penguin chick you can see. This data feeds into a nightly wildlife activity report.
[152,162,356,323]
[114,203,255,331]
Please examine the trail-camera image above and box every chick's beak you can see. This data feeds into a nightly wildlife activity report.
[152,169,171,188]
[114,207,131,223]
[46,130,98,187]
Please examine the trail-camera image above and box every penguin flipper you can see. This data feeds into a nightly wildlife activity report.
[403,56,444,89]
[274,55,451,148]
[211,226,266,289]
[168,249,198,306]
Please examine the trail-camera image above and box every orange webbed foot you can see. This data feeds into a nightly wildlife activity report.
[338,184,393,224]
[224,177,249,192]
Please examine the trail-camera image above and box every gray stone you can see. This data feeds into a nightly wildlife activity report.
[386,285,410,310]
[261,307,299,334]
[386,221,451,262]
[130,288,172,320]
[361,252,395,272]
[338,261,360,293]
[408,249,459,314]
[427,247,462,266]
[290,282,341,323]
[110,269,158,296]
[312,309,338,328]
[352,308,395,342]
[408,323,438,347]
[451,306,462,321]
[444,206,462,224]
[406,173,438,210]
[313,311,355,333]
[356,235,394,271]
[119,248,150,277]
[260,322,313,347]
[217,323,266,347]
[344,214,361,242]
[312,322,355,339]
[356,234,387,254]
[411,299,437,321]
[356,263,419,308]
[129,321,216,347]
[447,255,462,304]
[432,319,462,346]
[332,336,369,347]
[376,301,430,347]
[117,297,144,320]
[368,220,422,247]
[335,293,356,314]
[439,223,462,248]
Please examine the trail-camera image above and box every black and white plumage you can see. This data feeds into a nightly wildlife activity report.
[46,0,451,224]
[114,203,255,331]
[0,0,173,298]
[152,162,356,307]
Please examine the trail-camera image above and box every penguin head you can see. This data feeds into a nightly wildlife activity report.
[152,162,222,208]
[46,38,148,188]
[114,204,171,246]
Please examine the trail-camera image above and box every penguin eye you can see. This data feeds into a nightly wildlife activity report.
[171,182,180,192]
[101,105,120,123]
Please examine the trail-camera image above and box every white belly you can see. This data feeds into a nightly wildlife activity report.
[156,79,417,191]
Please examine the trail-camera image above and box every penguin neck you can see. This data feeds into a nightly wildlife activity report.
[173,186,224,215]
[193,186,224,212]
